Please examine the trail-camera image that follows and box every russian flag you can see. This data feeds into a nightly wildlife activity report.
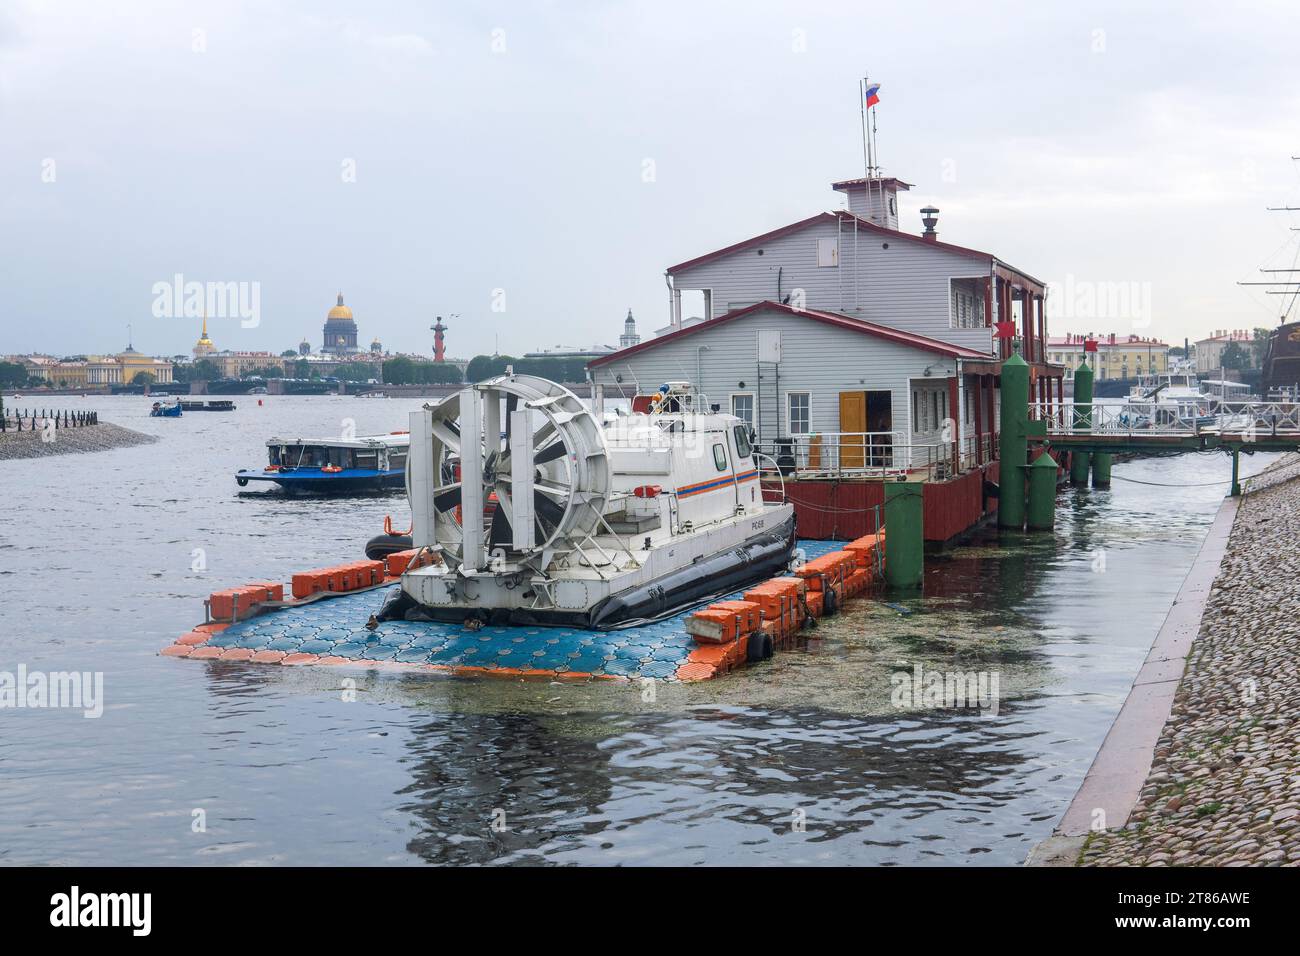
[864,82,881,108]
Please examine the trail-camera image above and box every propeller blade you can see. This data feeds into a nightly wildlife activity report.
[431,421,461,454]
[535,440,567,464]
[534,489,566,528]
[433,484,462,511]
[534,478,571,497]
[488,499,513,548]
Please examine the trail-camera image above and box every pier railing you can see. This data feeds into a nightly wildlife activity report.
[1031,400,1300,438]
[755,432,978,482]
[0,407,99,432]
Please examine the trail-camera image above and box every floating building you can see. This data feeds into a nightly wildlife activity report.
[587,170,1065,542]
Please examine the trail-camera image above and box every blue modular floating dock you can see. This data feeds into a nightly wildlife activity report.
[164,540,848,681]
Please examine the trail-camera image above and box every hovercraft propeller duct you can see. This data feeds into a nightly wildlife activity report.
[408,374,611,574]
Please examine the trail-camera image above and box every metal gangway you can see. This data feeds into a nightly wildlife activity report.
[1031,400,1300,450]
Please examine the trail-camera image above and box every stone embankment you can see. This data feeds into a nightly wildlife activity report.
[1082,455,1300,866]
[0,422,157,460]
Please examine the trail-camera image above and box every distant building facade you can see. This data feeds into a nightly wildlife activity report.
[25,347,174,387]
[1047,333,1168,380]
[1195,329,1255,372]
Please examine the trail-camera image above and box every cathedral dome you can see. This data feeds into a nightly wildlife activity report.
[327,293,353,321]
[322,292,359,354]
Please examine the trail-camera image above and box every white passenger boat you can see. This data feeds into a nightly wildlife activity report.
[1125,372,1215,427]
[380,376,797,628]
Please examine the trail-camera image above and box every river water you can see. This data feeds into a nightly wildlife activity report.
[0,395,1277,865]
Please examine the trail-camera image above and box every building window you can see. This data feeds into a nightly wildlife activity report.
[787,392,810,435]
[731,394,754,427]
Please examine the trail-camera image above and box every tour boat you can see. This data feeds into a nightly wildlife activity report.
[149,400,183,418]
[378,376,797,629]
[1125,372,1215,428]
[235,433,409,493]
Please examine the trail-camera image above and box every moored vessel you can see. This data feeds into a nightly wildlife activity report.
[235,432,409,493]
[380,376,797,629]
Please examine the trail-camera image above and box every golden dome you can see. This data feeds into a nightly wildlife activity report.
[193,312,216,356]
[327,292,353,321]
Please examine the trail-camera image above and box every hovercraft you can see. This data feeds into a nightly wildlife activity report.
[379,375,796,630]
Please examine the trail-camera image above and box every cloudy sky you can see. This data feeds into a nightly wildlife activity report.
[4,0,1300,360]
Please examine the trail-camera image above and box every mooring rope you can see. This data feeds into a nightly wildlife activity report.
[1109,475,1233,487]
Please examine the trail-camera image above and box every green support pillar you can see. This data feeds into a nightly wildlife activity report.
[1027,451,1059,530]
[1070,450,1090,487]
[998,351,1030,529]
[1230,446,1241,497]
[1092,452,1112,489]
[884,482,924,589]
[1070,358,1093,487]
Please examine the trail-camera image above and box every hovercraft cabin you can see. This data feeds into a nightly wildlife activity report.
[587,175,1064,544]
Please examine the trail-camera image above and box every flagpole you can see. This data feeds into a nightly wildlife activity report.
[859,76,871,186]
[870,100,880,223]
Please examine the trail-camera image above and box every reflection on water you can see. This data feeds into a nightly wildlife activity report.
[0,398,1275,864]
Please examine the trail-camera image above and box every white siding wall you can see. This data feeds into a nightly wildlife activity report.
[590,306,962,466]
[671,217,994,354]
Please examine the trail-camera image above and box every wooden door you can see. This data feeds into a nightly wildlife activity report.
[839,391,866,469]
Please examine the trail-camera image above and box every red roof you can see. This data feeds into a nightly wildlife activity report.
[587,301,991,369]
[666,210,1005,276]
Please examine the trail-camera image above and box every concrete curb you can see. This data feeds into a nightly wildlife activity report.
[1025,494,1240,865]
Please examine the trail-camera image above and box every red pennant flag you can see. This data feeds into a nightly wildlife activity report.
[994,321,1016,339]
[1083,338,1098,353]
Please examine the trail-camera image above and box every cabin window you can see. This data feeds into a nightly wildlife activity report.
[732,425,752,460]
[354,451,378,470]
[713,443,728,472]
[389,453,407,471]
[787,392,810,434]
[730,393,754,427]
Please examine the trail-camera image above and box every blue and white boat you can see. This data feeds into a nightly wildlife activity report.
[150,400,183,418]
[235,432,409,494]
